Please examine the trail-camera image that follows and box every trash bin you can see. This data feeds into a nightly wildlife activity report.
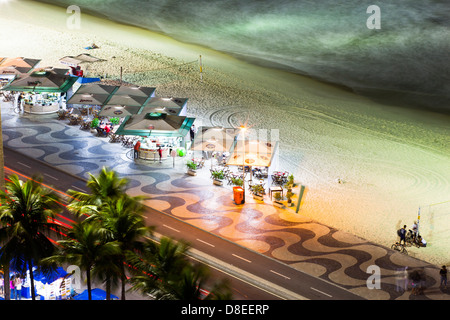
[233,186,245,205]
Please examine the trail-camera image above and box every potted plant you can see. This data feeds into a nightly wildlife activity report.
[251,184,265,201]
[109,117,120,126]
[186,161,197,176]
[90,117,100,132]
[231,177,243,187]
[211,169,225,186]
[273,191,284,208]
[284,174,295,206]
[286,189,294,207]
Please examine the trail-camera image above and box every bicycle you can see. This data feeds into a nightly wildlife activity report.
[391,242,408,255]
[405,230,421,248]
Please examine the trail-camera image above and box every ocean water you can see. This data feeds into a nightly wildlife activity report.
[39,0,450,111]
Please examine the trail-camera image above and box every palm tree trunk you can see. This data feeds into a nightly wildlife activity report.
[3,263,10,300]
[106,277,111,300]
[28,259,36,300]
[86,268,92,300]
[121,263,126,300]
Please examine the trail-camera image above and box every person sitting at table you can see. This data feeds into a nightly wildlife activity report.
[104,125,111,135]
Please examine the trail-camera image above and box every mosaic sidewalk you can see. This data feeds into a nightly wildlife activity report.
[1,103,449,300]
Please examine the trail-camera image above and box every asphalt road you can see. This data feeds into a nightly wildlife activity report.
[3,146,364,300]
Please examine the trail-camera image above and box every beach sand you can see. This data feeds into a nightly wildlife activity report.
[1,1,449,266]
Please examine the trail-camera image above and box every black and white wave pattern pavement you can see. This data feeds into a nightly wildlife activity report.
[1,103,448,300]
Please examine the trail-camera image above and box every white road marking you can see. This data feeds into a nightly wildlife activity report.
[310,287,333,298]
[270,270,291,280]
[17,162,31,168]
[232,254,252,263]
[196,238,215,247]
[44,173,59,180]
[71,185,86,192]
[163,224,180,233]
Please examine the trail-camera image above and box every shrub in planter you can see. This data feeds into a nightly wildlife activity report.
[90,118,100,129]
[186,161,197,175]
[273,192,284,208]
[109,117,120,125]
[231,177,243,186]
[211,170,225,185]
[251,184,265,201]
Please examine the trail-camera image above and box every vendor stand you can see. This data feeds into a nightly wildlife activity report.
[21,267,73,300]
[0,69,78,114]
[115,112,195,161]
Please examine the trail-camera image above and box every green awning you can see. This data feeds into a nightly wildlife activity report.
[1,71,78,93]
[115,113,195,138]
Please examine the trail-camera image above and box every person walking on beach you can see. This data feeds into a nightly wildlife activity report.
[440,266,447,288]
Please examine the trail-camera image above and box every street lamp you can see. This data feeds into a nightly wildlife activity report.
[240,125,246,203]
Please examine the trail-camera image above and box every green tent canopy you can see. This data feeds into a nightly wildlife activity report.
[1,70,77,93]
[115,112,195,137]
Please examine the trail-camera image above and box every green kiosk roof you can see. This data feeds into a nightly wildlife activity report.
[115,112,195,137]
[1,70,78,93]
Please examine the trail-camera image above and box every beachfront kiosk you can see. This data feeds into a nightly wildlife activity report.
[115,111,195,161]
[1,68,78,114]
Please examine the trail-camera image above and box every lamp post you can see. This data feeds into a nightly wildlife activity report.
[240,125,246,203]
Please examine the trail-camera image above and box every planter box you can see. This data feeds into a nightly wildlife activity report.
[187,169,197,176]
[273,201,285,208]
[213,179,223,186]
[253,194,264,201]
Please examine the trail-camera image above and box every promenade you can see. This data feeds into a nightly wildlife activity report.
[1,101,449,300]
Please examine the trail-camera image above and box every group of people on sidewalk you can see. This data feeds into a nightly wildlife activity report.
[0,274,24,300]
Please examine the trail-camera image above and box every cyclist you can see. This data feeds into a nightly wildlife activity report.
[397,225,407,245]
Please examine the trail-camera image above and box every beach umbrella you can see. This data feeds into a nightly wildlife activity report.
[1,70,77,93]
[67,92,110,105]
[75,83,117,95]
[141,97,188,116]
[226,139,278,168]
[114,85,156,98]
[191,126,238,152]
[0,57,41,69]
[105,94,148,107]
[98,105,141,117]
[0,66,32,76]
[59,53,104,67]
[115,112,194,137]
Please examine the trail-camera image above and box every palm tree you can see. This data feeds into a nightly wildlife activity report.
[128,236,190,299]
[43,221,120,300]
[67,167,130,216]
[128,236,232,300]
[97,195,153,300]
[0,174,66,300]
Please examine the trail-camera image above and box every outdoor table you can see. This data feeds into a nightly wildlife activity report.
[269,186,283,200]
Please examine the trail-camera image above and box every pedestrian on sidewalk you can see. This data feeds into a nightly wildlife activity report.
[0,274,4,297]
[14,275,22,300]
[440,265,447,288]
[10,275,15,300]
[134,140,141,159]
[158,146,162,163]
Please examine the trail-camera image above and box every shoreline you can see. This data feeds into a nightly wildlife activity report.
[1,1,450,267]
[37,0,450,115]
